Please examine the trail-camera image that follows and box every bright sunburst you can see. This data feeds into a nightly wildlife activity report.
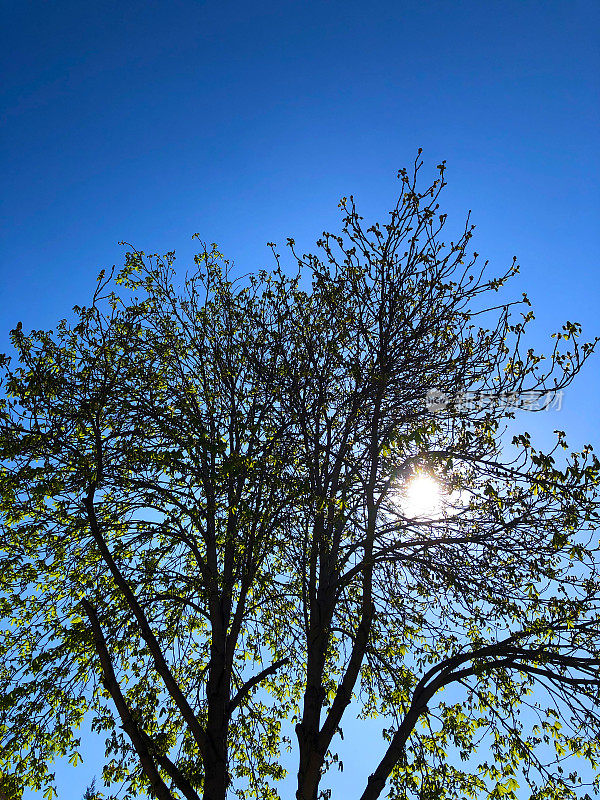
[401,472,442,518]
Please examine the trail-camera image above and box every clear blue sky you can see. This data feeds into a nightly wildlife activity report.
[2,0,599,796]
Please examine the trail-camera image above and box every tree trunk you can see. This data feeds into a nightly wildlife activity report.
[295,596,331,800]
[203,598,231,800]
[202,740,229,800]
[295,683,325,800]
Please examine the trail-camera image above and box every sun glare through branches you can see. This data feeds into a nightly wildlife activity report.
[400,472,444,519]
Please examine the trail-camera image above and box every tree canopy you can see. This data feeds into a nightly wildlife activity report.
[1,159,599,800]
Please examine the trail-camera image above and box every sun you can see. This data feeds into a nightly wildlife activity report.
[401,472,442,518]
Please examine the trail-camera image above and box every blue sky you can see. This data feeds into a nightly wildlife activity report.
[2,0,599,796]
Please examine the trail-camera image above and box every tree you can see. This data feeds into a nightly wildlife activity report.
[83,778,98,800]
[0,242,297,800]
[1,157,599,800]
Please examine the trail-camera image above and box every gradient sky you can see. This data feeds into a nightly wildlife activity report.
[2,0,599,796]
